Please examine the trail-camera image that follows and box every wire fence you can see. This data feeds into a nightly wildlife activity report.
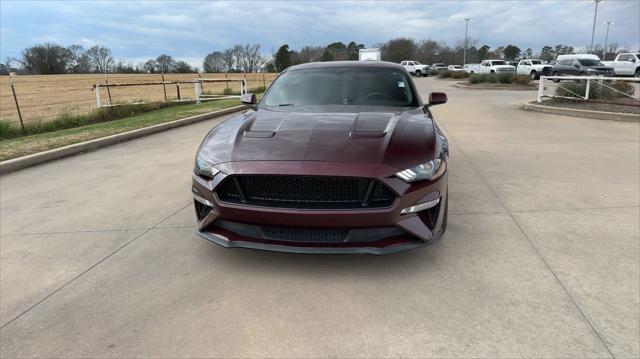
[0,72,278,126]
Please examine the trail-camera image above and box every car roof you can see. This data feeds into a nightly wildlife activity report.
[287,61,404,71]
[556,54,601,61]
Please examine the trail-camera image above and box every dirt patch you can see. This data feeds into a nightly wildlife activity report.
[541,99,640,115]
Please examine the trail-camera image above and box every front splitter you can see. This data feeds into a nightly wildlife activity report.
[196,230,433,255]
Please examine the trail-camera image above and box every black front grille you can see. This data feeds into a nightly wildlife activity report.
[262,226,349,242]
[214,220,407,243]
[217,175,396,209]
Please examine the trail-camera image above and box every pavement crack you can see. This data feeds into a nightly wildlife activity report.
[0,201,193,330]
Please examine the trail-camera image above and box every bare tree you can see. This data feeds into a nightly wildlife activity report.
[203,51,225,72]
[20,43,73,74]
[231,45,243,71]
[86,46,114,73]
[142,59,157,73]
[155,54,175,73]
[222,48,235,72]
[240,44,263,72]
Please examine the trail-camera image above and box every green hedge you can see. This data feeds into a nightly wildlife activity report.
[555,81,635,100]
[469,74,532,85]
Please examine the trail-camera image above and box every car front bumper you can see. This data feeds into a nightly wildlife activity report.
[191,161,448,254]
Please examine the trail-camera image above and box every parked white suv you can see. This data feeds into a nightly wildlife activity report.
[466,60,516,74]
[603,53,640,77]
[516,59,552,80]
[447,65,464,72]
[400,60,430,77]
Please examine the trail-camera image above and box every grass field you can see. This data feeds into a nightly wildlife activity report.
[0,98,243,161]
[0,72,277,126]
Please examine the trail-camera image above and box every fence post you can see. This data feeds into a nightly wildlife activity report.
[194,80,201,104]
[225,72,229,91]
[198,72,205,92]
[585,78,590,100]
[161,72,168,102]
[105,79,113,105]
[176,83,181,101]
[9,75,25,131]
[537,77,544,103]
[95,83,102,108]
[262,73,266,88]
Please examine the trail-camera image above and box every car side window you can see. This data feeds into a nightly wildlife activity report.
[619,55,629,61]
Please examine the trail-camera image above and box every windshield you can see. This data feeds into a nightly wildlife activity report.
[261,68,418,107]
[531,60,542,64]
[578,59,604,66]
[491,61,507,65]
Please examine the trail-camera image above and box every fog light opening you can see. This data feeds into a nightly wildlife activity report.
[194,200,213,221]
[401,197,440,215]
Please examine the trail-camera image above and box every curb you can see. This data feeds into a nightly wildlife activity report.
[521,102,640,122]
[0,105,246,174]
[453,82,537,91]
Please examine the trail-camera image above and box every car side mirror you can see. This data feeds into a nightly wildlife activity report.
[630,59,636,63]
[573,64,580,69]
[241,93,257,105]
[426,92,447,107]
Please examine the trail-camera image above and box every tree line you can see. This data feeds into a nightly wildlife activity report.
[1,38,629,75]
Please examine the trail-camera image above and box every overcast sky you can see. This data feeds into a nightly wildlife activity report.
[1,0,638,67]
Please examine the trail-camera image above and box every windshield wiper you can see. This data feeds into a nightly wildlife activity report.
[278,103,295,107]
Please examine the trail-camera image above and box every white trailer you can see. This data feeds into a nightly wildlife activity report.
[359,48,381,61]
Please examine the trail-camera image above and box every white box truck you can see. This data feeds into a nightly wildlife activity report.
[359,48,381,61]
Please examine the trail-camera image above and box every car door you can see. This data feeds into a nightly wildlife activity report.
[518,60,529,75]
[619,54,634,75]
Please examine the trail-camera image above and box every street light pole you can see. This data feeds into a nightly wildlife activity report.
[590,0,604,53]
[603,21,614,60]
[463,18,471,66]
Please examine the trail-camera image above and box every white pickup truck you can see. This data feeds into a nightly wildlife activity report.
[400,60,430,77]
[465,60,516,75]
[603,53,640,77]
[516,59,552,80]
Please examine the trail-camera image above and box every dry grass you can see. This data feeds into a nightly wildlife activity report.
[0,72,277,125]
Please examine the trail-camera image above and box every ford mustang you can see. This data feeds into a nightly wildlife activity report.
[192,61,449,254]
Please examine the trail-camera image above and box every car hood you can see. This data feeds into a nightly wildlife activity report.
[198,107,437,170]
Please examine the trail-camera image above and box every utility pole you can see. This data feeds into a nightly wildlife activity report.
[603,21,614,60]
[590,0,604,53]
[463,18,471,66]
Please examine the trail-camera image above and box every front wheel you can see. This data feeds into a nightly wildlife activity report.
[552,72,560,83]
[490,70,495,74]
[414,70,422,77]
[635,69,640,78]
[529,71,538,80]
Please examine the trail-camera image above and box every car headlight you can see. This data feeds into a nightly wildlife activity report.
[395,159,442,182]
[194,155,219,178]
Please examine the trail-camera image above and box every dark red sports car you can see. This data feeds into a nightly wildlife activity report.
[192,61,449,254]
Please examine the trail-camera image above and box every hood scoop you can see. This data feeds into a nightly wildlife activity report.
[349,113,395,139]
[242,112,280,138]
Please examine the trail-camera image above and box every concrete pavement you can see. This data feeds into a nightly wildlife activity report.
[1,78,638,358]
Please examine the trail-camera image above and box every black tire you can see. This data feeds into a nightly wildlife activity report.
[635,68,640,78]
[414,70,422,77]
[529,71,538,80]
[490,70,495,74]
[552,71,560,83]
